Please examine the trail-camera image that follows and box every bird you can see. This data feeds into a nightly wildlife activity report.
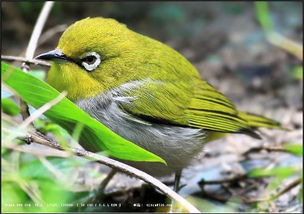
[36,17,282,189]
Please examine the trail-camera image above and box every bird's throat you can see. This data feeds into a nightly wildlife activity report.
[47,62,103,101]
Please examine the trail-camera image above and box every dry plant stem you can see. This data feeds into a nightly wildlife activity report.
[19,2,54,121]
[97,169,117,193]
[20,100,31,124]
[244,146,292,156]
[91,169,117,202]
[267,32,303,61]
[200,174,248,185]
[19,91,67,130]
[25,133,201,213]
[1,55,50,67]
[244,177,301,204]
[25,1,55,61]
[39,24,67,46]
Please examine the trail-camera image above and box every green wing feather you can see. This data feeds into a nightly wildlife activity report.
[118,78,265,137]
[237,111,283,130]
[184,79,250,133]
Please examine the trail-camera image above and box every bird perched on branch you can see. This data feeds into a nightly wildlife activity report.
[36,17,282,189]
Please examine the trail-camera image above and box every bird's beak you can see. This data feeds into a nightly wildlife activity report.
[35,49,68,61]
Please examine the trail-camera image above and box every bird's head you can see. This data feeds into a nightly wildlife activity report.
[36,17,149,101]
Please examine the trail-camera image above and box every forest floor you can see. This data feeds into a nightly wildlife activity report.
[2,2,302,213]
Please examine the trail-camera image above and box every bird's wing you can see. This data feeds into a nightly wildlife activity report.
[183,79,251,133]
[116,78,254,134]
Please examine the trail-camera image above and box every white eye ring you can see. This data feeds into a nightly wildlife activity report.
[81,52,101,71]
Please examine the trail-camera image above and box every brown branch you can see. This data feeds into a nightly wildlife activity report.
[243,146,291,156]
[1,55,50,67]
[243,177,301,204]
[273,177,301,200]
[91,169,117,202]
[22,132,200,213]
[199,174,248,185]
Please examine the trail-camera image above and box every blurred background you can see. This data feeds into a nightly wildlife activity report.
[2,1,303,213]
[2,1,303,108]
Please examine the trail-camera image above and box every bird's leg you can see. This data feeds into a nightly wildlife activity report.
[174,170,182,192]
[170,170,182,212]
[75,169,117,208]
[98,169,117,192]
[91,169,117,202]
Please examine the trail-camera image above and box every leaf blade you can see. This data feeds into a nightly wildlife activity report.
[1,62,166,164]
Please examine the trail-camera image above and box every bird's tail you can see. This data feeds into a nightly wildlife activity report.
[237,111,283,130]
[205,111,284,142]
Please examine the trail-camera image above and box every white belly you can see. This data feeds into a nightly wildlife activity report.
[76,91,206,177]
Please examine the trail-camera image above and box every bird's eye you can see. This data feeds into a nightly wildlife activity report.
[81,52,101,72]
[83,56,96,64]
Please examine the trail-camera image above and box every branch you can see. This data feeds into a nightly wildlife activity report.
[1,55,50,67]
[243,146,292,156]
[19,91,67,129]
[24,1,55,62]
[39,24,67,46]
[23,133,200,213]
[267,32,303,61]
[199,174,248,185]
[243,177,301,204]
[18,2,54,121]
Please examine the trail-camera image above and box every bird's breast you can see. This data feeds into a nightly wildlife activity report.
[76,85,207,176]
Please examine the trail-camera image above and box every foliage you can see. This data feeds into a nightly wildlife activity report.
[2,151,92,212]
[248,142,303,210]
[255,1,273,33]
[0,61,166,212]
[255,1,303,68]
[1,62,165,164]
[2,98,21,116]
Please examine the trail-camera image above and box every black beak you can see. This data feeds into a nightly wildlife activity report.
[35,49,68,61]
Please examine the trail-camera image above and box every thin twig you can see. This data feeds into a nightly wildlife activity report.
[39,24,67,46]
[19,1,54,121]
[24,1,55,62]
[1,55,50,67]
[243,146,292,156]
[243,177,301,204]
[273,177,301,199]
[91,169,117,202]
[199,174,249,185]
[19,91,67,130]
[267,32,303,61]
[23,132,201,213]
[39,156,65,180]
[20,100,31,124]
[97,169,117,193]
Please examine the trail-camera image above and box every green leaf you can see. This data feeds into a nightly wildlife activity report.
[1,98,21,116]
[249,166,298,178]
[1,182,28,213]
[1,62,166,164]
[283,143,303,156]
[291,66,303,80]
[255,1,273,33]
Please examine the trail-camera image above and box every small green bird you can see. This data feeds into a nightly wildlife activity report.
[36,17,282,180]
